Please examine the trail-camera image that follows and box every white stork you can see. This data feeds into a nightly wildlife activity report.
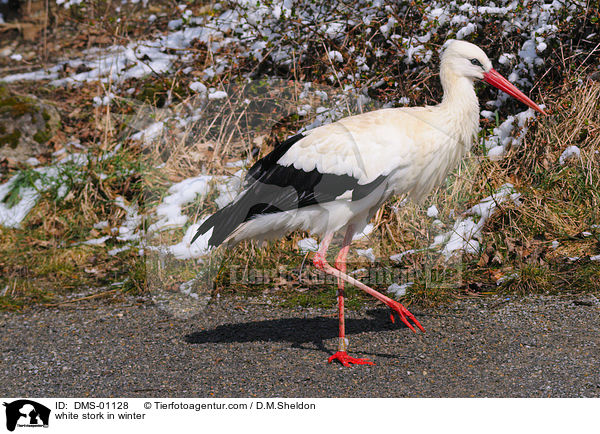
[192,40,546,366]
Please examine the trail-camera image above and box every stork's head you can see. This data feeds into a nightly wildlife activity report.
[441,40,546,115]
[441,40,493,81]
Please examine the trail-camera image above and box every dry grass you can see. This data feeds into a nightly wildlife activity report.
[472,78,600,294]
[210,77,599,302]
[113,73,600,313]
[1,1,599,310]
[2,76,598,311]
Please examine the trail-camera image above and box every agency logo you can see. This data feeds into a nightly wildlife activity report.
[3,400,50,432]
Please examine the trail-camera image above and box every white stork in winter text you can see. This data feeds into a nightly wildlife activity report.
[192,40,546,366]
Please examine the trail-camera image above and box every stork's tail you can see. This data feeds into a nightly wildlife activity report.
[191,202,246,247]
[191,133,306,247]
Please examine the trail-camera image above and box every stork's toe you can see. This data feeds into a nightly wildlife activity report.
[328,351,374,367]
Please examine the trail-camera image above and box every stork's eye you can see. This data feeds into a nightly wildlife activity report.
[470,58,483,67]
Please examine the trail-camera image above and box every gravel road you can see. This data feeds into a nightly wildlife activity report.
[1,294,599,397]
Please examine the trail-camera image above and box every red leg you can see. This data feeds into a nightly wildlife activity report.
[316,228,374,366]
[334,226,352,353]
[314,230,424,362]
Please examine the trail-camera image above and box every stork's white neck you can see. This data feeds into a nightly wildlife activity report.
[439,68,479,117]
[437,66,480,147]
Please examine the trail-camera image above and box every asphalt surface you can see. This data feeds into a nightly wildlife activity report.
[1,294,599,397]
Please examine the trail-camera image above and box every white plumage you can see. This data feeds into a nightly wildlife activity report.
[192,40,545,366]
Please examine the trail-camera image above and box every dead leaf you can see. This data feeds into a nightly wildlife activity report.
[489,269,504,282]
[477,252,489,267]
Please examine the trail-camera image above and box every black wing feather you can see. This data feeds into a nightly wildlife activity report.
[192,133,386,247]
[244,133,305,186]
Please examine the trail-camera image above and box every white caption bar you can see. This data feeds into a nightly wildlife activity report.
[0,398,596,433]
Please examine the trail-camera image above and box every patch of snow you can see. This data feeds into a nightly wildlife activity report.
[208,90,228,100]
[83,235,111,246]
[170,222,213,259]
[487,145,506,161]
[52,148,67,157]
[434,184,521,259]
[214,171,242,209]
[438,218,481,258]
[328,50,343,62]
[498,53,515,65]
[356,248,376,263]
[559,146,580,165]
[428,8,448,25]
[114,196,142,241]
[224,159,247,168]
[179,278,199,299]
[93,92,116,107]
[189,81,207,94]
[379,16,397,37]
[168,19,183,30]
[0,68,60,83]
[0,177,40,228]
[297,237,319,253]
[0,151,88,228]
[324,22,345,39]
[56,0,84,8]
[130,121,164,146]
[3,23,222,86]
[456,23,477,39]
[297,104,312,116]
[427,205,439,218]
[93,220,109,230]
[390,249,415,263]
[484,108,537,161]
[108,245,131,256]
[388,281,413,297]
[148,175,213,234]
[352,223,374,241]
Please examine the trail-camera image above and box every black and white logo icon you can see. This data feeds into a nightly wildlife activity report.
[3,400,50,432]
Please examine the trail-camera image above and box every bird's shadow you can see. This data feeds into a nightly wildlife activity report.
[185,308,418,359]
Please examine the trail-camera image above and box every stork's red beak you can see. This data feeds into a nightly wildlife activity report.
[483,68,546,115]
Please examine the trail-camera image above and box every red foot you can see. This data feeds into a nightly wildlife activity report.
[328,351,374,367]
[387,300,425,333]
[313,254,326,269]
